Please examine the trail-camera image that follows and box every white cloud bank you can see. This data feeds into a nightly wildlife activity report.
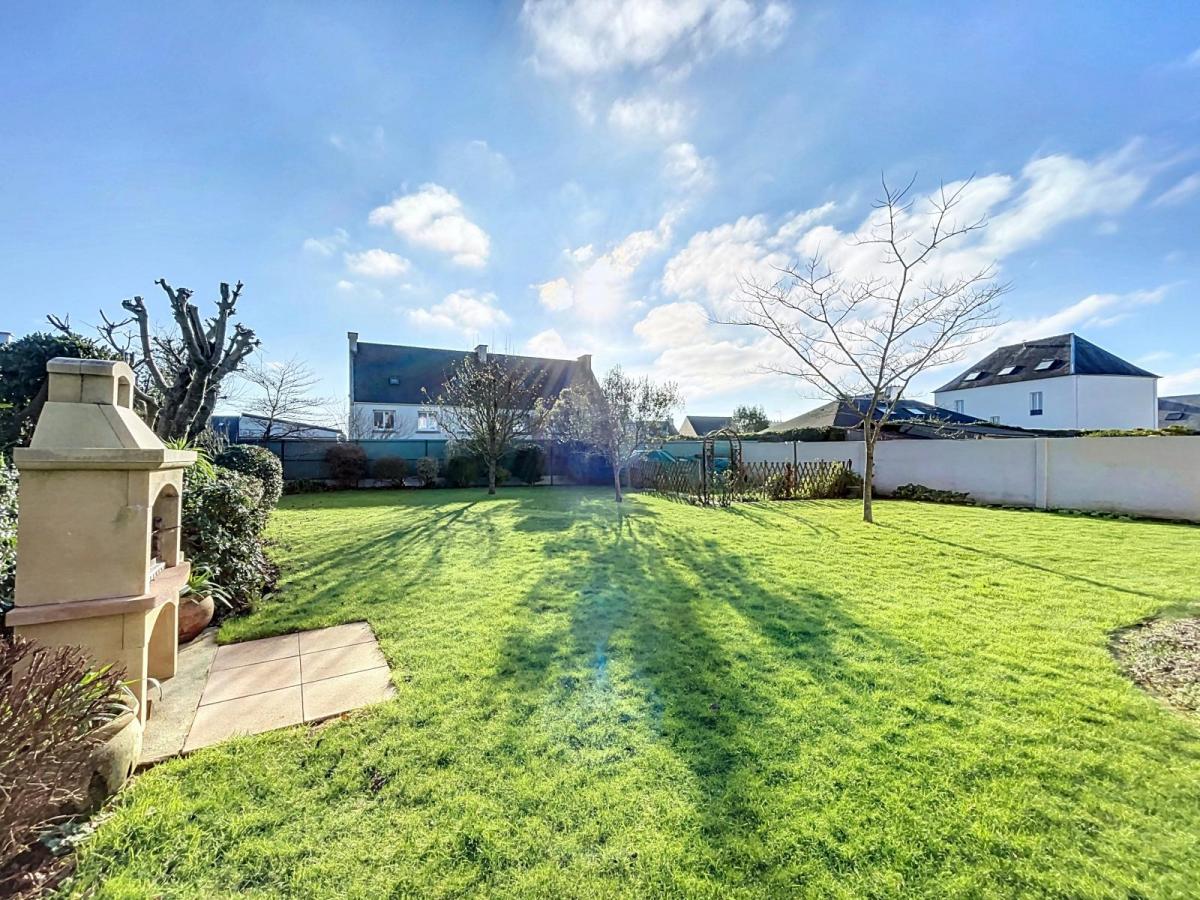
[369,184,491,268]
[521,0,792,75]
[343,248,412,279]
[409,289,511,337]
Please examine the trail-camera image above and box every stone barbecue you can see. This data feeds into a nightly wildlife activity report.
[8,358,196,723]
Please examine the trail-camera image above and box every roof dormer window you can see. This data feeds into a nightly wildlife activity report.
[1034,359,1057,371]
[962,371,984,381]
[997,365,1019,376]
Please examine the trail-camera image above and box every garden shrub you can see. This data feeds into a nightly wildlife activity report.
[372,456,408,487]
[415,456,439,486]
[282,478,335,495]
[215,444,282,512]
[0,637,127,885]
[892,483,973,505]
[325,443,368,488]
[0,462,16,611]
[445,454,479,488]
[764,471,793,500]
[182,465,273,617]
[842,470,864,499]
[511,445,545,485]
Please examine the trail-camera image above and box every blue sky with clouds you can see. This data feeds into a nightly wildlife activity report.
[3,2,1199,421]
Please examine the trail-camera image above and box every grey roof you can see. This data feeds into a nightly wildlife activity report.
[934,333,1157,394]
[679,415,733,437]
[765,398,989,432]
[352,341,592,405]
[1159,395,1200,430]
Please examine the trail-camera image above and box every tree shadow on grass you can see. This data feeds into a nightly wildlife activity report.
[491,500,922,867]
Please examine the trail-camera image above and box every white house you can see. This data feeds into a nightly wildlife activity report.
[933,333,1158,431]
[347,333,594,438]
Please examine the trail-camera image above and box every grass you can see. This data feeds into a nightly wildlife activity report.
[68,489,1200,898]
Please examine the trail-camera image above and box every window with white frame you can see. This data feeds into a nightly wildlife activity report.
[416,407,439,432]
[954,399,964,414]
[373,409,395,431]
[1029,391,1043,416]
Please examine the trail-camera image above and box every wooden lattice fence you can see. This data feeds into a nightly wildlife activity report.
[631,458,853,506]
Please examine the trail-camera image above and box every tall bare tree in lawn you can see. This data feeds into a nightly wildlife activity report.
[239,356,330,440]
[544,366,682,503]
[730,177,1006,523]
[436,354,547,495]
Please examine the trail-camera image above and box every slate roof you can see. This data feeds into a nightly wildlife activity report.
[764,398,989,432]
[352,341,592,405]
[934,333,1157,394]
[679,415,733,437]
[1159,395,1200,430]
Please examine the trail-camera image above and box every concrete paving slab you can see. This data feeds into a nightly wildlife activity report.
[139,628,219,766]
[303,667,395,722]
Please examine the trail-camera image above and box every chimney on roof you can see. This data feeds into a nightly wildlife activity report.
[576,353,592,375]
[475,343,488,362]
[347,331,358,354]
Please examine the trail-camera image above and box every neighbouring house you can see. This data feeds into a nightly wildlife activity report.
[763,397,1032,439]
[348,333,595,438]
[1159,394,1200,430]
[678,415,733,437]
[933,333,1158,431]
[211,413,344,443]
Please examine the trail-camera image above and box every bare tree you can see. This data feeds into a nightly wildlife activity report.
[88,279,260,441]
[730,177,1006,523]
[239,356,330,440]
[544,366,682,503]
[435,354,547,495]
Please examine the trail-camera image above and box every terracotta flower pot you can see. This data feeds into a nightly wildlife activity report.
[178,594,215,643]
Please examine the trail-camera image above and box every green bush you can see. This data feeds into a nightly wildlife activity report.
[892,483,973,505]
[764,471,793,500]
[0,462,17,610]
[511,445,546,486]
[372,456,408,487]
[325,443,368,488]
[215,444,282,512]
[415,456,439,486]
[0,331,118,454]
[182,465,273,617]
[445,455,479,488]
[283,478,335,495]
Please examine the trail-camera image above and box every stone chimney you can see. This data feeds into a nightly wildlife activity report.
[0,331,11,345]
[475,344,488,362]
[576,353,592,376]
[347,331,358,354]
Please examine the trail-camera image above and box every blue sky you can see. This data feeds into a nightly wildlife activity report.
[3,2,1199,422]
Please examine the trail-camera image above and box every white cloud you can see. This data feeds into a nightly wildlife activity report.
[663,142,715,191]
[335,280,356,292]
[409,290,511,337]
[633,301,709,349]
[343,248,412,279]
[521,0,792,75]
[1153,172,1200,207]
[534,277,575,311]
[608,95,688,139]
[1160,367,1200,395]
[303,229,349,256]
[368,184,491,268]
[567,244,595,264]
[542,213,676,321]
[525,328,587,358]
[1186,46,1200,67]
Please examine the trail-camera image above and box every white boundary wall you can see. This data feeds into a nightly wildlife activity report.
[742,437,1200,521]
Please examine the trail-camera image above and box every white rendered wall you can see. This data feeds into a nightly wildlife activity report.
[1073,376,1157,430]
[935,375,1157,430]
[741,436,1200,520]
[935,377,1077,429]
[352,402,449,438]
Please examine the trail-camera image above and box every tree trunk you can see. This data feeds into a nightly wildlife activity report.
[611,458,623,503]
[487,459,497,495]
[862,434,875,524]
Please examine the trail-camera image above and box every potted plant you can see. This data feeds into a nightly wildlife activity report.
[178,566,232,643]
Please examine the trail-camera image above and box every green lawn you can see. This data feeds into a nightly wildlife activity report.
[70,489,1200,898]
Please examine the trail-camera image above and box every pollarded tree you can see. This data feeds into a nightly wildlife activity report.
[435,354,548,495]
[94,279,260,441]
[731,177,1006,523]
[545,366,682,503]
